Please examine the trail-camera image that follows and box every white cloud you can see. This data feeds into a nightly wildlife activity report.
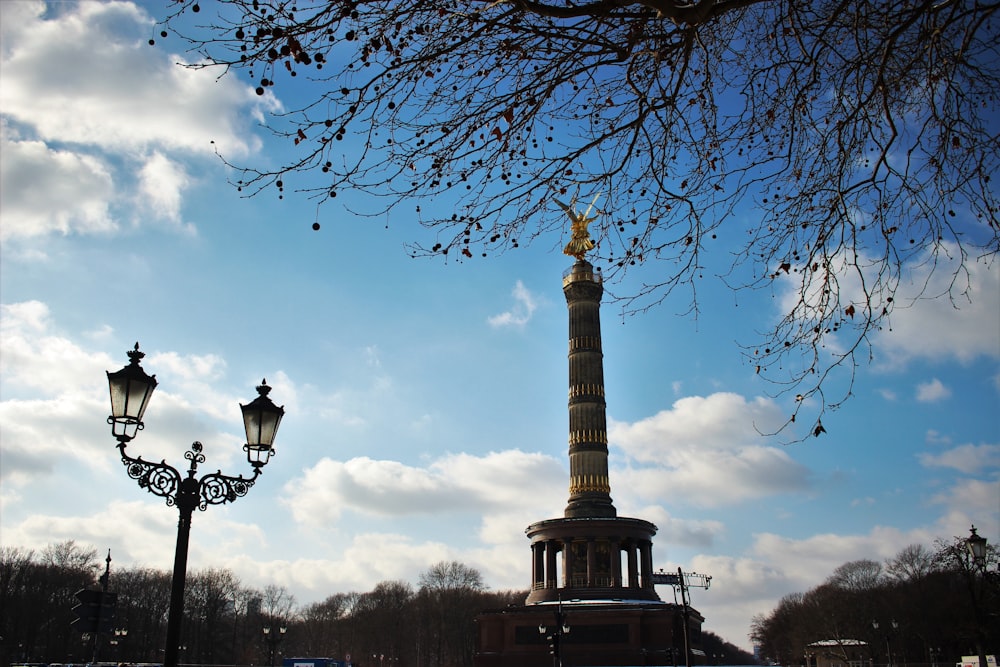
[0,0,270,240]
[773,244,999,369]
[611,393,787,458]
[750,526,922,590]
[916,378,951,402]
[0,301,282,489]
[608,393,810,507]
[919,443,1000,474]
[877,251,1000,366]
[282,450,565,527]
[436,450,564,509]
[0,301,113,396]
[3,499,267,575]
[0,130,116,239]
[136,152,195,231]
[271,450,572,594]
[0,1,263,156]
[630,507,723,548]
[488,280,539,328]
[224,530,530,599]
[925,429,953,446]
[928,477,1000,519]
[364,345,382,368]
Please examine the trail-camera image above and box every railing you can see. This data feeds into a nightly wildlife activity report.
[533,577,624,590]
[562,264,603,286]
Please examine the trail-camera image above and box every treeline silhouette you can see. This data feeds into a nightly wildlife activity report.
[1,543,516,666]
[750,533,998,667]
[1,542,754,667]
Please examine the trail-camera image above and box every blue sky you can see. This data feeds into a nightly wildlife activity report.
[1,0,998,649]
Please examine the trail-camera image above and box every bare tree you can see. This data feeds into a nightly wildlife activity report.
[185,567,245,663]
[885,543,937,582]
[299,592,357,656]
[751,592,808,665]
[418,560,486,592]
[113,566,172,662]
[417,561,486,667]
[153,0,998,435]
[351,580,415,664]
[260,582,297,622]
[39,540,99,574]
[826,558,885,592]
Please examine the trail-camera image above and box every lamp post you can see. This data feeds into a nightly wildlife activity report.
[263,625,287,667]
[872,619,898,667]
[538,601,570,667]
[965,526,989,667]
[109,628,128,662]
[107,343,284,667]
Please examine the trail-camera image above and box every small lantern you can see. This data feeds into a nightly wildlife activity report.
[241,379,284,467]
[107,343,158,441]
[967,525,987,567]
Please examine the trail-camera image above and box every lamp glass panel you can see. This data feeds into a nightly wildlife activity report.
[968,535,987,561]
[243,407,282,447]
[109,376,130,419]
[127,378,153,420]
[108,370,154,421]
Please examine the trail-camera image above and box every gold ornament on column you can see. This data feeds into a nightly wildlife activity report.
[557,193,601,259]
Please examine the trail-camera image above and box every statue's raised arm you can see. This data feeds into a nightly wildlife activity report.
[558,193,601,260]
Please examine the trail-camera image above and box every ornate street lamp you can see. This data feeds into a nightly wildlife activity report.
[107,343,284,667]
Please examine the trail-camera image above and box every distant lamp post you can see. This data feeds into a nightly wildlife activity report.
[872,619,898,667]
[107,343,284,667]
[109,627,128,660]
[538,602,570,667]
[263,625,287,667]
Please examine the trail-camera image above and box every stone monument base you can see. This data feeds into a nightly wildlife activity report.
[474,600,704,667]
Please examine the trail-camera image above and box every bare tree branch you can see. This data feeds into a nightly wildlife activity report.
[152,0,1000,439]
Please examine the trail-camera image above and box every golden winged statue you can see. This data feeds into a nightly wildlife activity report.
[557,192,601,259]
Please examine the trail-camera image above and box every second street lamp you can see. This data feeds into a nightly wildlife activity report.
[107,343,284,667]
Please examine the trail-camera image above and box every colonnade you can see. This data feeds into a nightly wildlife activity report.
[529,536,655,593]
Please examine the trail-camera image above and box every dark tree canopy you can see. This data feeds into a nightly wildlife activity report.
[155,0,999,435]
[1,544,527,666]
[751,535,1000,665]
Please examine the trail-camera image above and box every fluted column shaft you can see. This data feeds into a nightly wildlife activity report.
[563,260,616,519]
